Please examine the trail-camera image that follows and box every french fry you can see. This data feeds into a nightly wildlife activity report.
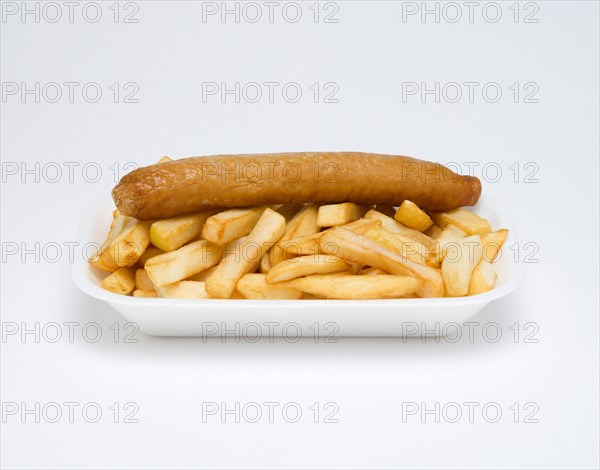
[394,200,433,231]
[345,262,362,274]
[442,235,483,296]
[291,275,422,299]
[317,203,369,227]
[427,224,468,266]
[277,231,324,257]
[100,267,136,295]
[359,267,389,275]
[364,210,435,249]
[201,206,269,244]
[112,209,120,219]
[424,224,444,239]
[135,268,155,291]
[339,218,381,235]
[145,240,223,286]
[133,289,158,298]
[260,253,272,273]
[88,214,133,272]
[270,204,319,265]
[109,219,152,267]
[156,281,211,299]
[237,274,303,299]
[275,203,304,221]
[430,209,491,237]
[468,260,497,295]
[207,208,286,298]
[137,246,165,267]
[157,156,172,163]
[319,228,444,297]
[187,266,218,282]
[150,210,216,251]
[481,229,509,262]
[361,224,427,264]
[301,293,321,299]
[282,203,320,238]
[266,254,349,283]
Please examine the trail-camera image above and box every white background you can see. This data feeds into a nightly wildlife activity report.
[1,1,599,468]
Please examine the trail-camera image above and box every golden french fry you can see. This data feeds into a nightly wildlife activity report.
[145,240,222,286]
[317,202,369,227]
[109,219,151,267]
[345,262,362,274]
[339,218,381,235]
[88,214,133,272]
[237,273,303,299]
[207,208,286,298]
[394,200,433,231]
[157,156,172,163]
[133,289,158,298]
[281,203,320,238]
[361,225,427,264]
[364,210,435,249]
[291,275,422,299]
[270,204,319,265]
[150,210,216,252]
[430,209,491,237]
[442,235,483,296]
[320,228,444,297]
[468,260,497,295]
[260,252,272,273]
[266,254,349,283]
[137,246,165,267]
[156,281,211,299]
[201,206,269,244]
[275,203,304,221]
[301,293,322,299]
[481,229,509,262]
[359,267,389,275]
[423,224,444,239]
[135,269,155,291]
[112,209,120,219]
[100,267,136,295]
[187,265,218,282]
[277,231,324,257]
[427,224,468,266]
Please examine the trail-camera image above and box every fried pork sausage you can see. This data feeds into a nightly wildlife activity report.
[112,152,481,220]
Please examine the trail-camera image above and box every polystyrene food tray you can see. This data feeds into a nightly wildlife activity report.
[72,195,520,337]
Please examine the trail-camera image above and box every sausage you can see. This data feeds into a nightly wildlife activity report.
[112,152,482,220]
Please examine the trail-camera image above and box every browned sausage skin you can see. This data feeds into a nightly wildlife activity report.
[112,152,482,220]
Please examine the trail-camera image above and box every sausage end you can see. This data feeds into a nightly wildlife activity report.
[467,176,482,206]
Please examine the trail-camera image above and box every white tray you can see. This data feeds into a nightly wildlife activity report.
[72,195,520,337]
